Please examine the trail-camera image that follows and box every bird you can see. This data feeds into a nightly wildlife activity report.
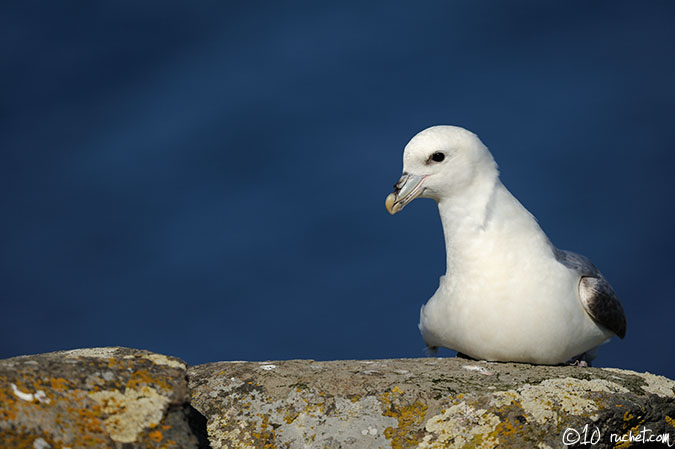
[385,125,626,365]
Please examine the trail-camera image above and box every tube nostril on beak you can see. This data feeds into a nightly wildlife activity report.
[394,173,409,192]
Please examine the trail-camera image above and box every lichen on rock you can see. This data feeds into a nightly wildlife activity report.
[189,357,675,449]
[2,348,674,449]
[88,385,170,443]
[0,346,201,448]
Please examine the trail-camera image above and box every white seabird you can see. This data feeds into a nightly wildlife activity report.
[385,125,626,365]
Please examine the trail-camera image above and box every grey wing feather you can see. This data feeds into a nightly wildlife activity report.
[554,249,627,339]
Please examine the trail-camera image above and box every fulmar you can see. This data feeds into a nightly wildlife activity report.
[385,125,626,365]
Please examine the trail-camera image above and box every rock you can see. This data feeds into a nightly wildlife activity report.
[0,347,208,449]
[188,358,675,449]
[2,348,674,448]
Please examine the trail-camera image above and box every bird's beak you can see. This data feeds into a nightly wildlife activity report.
[385,173,426,215]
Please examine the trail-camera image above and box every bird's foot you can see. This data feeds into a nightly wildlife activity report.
[569,359,590,368]
[566,348,597,367]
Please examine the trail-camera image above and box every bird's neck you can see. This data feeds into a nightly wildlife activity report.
[437,174,552,275]
[436,169,499,233]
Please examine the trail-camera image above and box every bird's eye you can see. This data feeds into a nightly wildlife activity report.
[430,152,445,163]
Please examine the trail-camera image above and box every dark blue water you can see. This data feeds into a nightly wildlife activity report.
[2,1,674,378]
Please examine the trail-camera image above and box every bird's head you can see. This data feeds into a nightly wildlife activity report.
[385,125,496,214]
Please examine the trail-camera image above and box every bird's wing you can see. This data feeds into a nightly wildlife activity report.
[554,249,626,339]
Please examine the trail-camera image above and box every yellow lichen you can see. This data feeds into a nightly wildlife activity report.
[144,354,186,370]
[666,416,675,429]
[418,401,501,449]
[380,391,428,449]
[492,377,626,426]
[283,410,299,424]
[487,414,519,442]
[89,386,169,443]
[250,413,277,448]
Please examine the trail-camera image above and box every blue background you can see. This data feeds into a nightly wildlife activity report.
[2,1,674,378]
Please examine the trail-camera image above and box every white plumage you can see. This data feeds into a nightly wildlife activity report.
[385,125,625,365]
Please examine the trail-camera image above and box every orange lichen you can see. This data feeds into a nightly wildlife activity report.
[126,369,171,391]
[487,413,521,443]
[149,429,164,442]
[0,352,189,449]
[0,379,18,421]
[0,430,56,449]
[50,377,70,391]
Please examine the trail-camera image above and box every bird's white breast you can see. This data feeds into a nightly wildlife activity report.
[419,183,611,364]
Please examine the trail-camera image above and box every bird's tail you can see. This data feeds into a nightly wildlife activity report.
[424,345,438,357]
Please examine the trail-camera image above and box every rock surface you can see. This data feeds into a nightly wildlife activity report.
[2,347,674,448]
[0,347,208,449]
[189,357,675,449]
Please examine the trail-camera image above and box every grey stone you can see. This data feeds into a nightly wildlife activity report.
[3,348,674,448]
[0,346,206,448]
[188,358,675,449]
